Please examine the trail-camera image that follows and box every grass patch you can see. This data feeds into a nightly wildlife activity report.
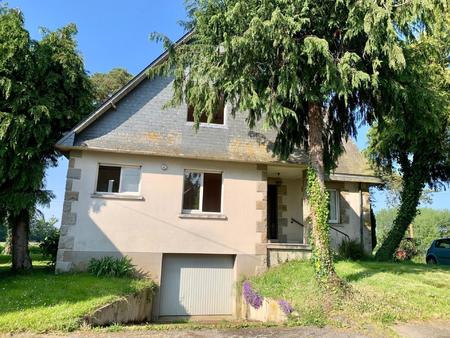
[90,320,278,333]
[250,259,450,330]
[0,242,153,333]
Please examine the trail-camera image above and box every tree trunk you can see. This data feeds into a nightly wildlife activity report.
[11,209,32,271]
[308,103,326,185]
[307,102,340,286]
[375,167,425,261]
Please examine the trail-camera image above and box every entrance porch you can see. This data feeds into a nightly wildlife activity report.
[263,165,366,267]
[265,166,312,266]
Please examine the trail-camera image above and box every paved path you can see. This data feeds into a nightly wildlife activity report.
[393,320,450,338]
[6,327,369,338]
[6,320,450,338]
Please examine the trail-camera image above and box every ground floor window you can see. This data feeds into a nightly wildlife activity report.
[182,170,222,213]
[328,189,340,223]
[96,164,141,194]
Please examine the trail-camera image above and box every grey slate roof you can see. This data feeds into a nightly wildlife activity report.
[57,35,380,184]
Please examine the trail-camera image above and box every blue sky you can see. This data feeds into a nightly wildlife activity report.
[8,0,449,224]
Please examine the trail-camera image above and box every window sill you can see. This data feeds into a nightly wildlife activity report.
[185,122,228,129]
[179,213,228,220]
[91,193,145,201]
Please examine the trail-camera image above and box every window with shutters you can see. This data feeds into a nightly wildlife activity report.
[182,170,223,213]
[96,164,141,194]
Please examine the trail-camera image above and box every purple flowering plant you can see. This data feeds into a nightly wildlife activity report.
[242,281,263,309]
[278,299,294,315]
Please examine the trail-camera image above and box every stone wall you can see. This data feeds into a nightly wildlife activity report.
[255,164,268,274]
[361,184,373,254]
[276,181,289,242]
[55,150,82,273]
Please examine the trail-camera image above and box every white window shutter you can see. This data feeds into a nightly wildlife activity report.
[120,167,141,193]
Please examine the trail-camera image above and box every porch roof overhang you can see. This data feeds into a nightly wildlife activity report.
[328,172,382,184]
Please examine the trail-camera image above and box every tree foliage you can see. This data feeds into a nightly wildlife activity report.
[0,7,93,270]
[151,0,445,284]
[91,68,133,106]
[154,0,442,167]
[375,172,433,208]
[367,26,450,260]
[376,208,450,255]
[30,214,58,242]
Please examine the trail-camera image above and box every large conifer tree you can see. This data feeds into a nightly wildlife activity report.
[0,7,93,271]
[368,29,449,261]
[153,0,444,285]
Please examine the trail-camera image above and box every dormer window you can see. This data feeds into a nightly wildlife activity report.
[187,96,225,125]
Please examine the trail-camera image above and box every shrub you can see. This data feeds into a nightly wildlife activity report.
[394,238,418,261]
[278,299,294,315]
[88,256,135,277]
[242,281,263,309]
[338,239,365,261]
[40,230,60,265]
[30,215,58,242]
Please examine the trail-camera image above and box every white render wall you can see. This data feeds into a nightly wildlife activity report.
[302,180,371,252]
[70,151,260,255]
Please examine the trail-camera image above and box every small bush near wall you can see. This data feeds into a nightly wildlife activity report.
[338,239,365,261]
[88,256,135,277]
[40,230,60,266]
[394,238,418,262]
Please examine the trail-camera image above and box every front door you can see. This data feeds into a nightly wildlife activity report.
[267,184,278,240]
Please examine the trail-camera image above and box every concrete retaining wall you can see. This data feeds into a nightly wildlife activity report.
[240,297,288,323]
[84,287,153,326]
[267,244,312,267]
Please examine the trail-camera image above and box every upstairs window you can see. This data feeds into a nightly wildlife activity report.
[328,189,340,223]
[187,96,225,125]
[182,170,222,213]
[96,165,141,194]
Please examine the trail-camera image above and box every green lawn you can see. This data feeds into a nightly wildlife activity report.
[0,243,152,333]
[250,260,450,330]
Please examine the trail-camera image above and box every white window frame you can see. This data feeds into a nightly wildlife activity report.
[185,102,228,129]
[182,169,223,214]
[95,163,142,195]
[327,189,340,224]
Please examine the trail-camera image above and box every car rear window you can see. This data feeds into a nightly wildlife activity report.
[436,239,450,249]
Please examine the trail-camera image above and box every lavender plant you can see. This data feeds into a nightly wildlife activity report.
[242,281,263,309]
[278,299,294,315]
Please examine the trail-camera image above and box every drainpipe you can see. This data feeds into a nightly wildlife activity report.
[359,183,364,251]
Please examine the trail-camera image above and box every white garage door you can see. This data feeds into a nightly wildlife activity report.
[159,254,234,316]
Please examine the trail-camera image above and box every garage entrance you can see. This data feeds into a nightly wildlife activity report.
[159,254,234,316]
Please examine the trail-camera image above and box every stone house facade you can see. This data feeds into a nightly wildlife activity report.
[55,33,380,319]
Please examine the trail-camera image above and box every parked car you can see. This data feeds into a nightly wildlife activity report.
[426,238,450,265]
